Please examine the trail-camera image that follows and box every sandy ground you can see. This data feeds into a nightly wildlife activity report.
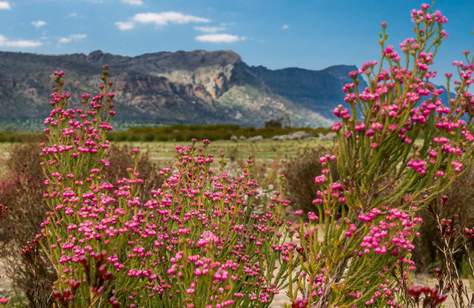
[270,291,290,307]
[0,258,470,307]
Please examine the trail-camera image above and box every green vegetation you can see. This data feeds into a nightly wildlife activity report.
[0,124,331,143]
[0,131,43,143]
[108,124,330,142]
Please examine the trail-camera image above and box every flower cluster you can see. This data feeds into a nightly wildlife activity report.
[360,208,422,257]
[407,285,448,306]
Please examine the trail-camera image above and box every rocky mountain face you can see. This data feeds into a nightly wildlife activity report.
[0,49,363,128]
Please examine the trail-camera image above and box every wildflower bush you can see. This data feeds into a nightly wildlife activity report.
[36,67,289,307]
[286,4,473,307]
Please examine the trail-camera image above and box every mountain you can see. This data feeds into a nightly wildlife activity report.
[0,49,363,128]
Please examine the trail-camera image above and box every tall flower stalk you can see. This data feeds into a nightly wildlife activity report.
[287,4,473,307]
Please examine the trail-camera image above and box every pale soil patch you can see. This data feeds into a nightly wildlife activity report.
[271,291,290,307]
[0,259,12,294]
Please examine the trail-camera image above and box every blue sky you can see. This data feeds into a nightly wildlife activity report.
[0,0,472,78]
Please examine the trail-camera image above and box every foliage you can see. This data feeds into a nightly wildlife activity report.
[108,125,328,142]
[0,125,331,143]
[264,117,290,129]
[0,131,43,143]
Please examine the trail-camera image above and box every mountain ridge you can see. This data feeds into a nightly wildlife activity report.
[0,49,363,129]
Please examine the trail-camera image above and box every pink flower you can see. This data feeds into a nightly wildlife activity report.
[53,70,64,78]
[408,159,428,176]
[452,160,463,173]
[197,231,219,248]
[331,122,342,132]
[307,211,319,221]
[314,175,327,185]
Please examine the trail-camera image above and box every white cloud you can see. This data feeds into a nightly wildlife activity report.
[122,0,143,5]
[116,11,209,31]
[0,35,42,48]
[58,33,87,44]
[115,21,135,31]
[194,25,226,33]
[195,33,245,43]
[282,24,289,31]
[0,1,11,10]
[32,20,47,28]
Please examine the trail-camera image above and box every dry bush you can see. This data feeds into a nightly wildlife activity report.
[0,143,52,307]
[282,147,336,214]
[0,143,163,307]
[414,166,474,273]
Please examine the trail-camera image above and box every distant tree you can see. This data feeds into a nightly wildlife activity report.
[264,119,283,128]
[265,115,291,128]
